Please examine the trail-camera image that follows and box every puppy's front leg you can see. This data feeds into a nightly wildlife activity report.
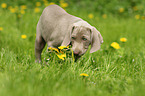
[35,36,46,63]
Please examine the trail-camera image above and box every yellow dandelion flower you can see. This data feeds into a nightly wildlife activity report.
[80,73,89,77]
[21,35,27,39]
[20,5,27,10]
[49,2,55,5]
[60,2,68,8]
[102,14,107,19]
[60,50,64,54]
[119,8,124,13]
[52,48,59,53]
[135,15,140,20]
[66,45,70,48]
[111,42,121,49]
[34,7,40,13]
[1,3,7,8]
[48,47,52,50]
[58,46,68,50]
[141,16,145,20]
[133,6,138,11]
[48,47,59,53]
[0,27,3,31]
[36,2,41,7]
[120,38,127,42]
[20,10,25,14]
[88,13,94,19]
[56,53,66,60]
[10,8,16,13]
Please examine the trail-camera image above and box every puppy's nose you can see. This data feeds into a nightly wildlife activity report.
[74,51,80,55]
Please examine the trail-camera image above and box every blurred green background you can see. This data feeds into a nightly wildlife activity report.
[0,0,145,18]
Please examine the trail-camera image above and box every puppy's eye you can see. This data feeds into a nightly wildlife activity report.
[71,37,76,39]
[82,37,87,41]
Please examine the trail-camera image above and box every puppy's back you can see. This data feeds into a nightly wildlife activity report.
[37,5,68,40]
[37,4,82,45]
[44,4,67,15]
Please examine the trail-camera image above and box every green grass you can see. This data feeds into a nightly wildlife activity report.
[0,8,145,96]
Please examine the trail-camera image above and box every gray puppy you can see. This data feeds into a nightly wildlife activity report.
[35,4,103,62]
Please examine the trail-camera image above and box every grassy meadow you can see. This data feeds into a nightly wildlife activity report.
[0,1,145,96]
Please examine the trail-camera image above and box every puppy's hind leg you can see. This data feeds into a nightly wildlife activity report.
[35,35,46,63]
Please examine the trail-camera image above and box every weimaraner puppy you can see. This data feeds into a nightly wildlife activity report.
[35,4,103,62]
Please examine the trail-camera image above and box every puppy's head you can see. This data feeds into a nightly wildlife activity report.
[71,26,91,57]
[61,21,103,59]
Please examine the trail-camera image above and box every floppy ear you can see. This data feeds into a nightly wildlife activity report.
[61,25,75,46]
[90,27,103,53]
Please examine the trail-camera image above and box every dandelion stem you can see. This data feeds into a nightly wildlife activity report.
[71,49,75,62]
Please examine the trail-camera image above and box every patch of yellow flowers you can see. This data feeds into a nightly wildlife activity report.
[48,46,73,61]
[111,37,127,49]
